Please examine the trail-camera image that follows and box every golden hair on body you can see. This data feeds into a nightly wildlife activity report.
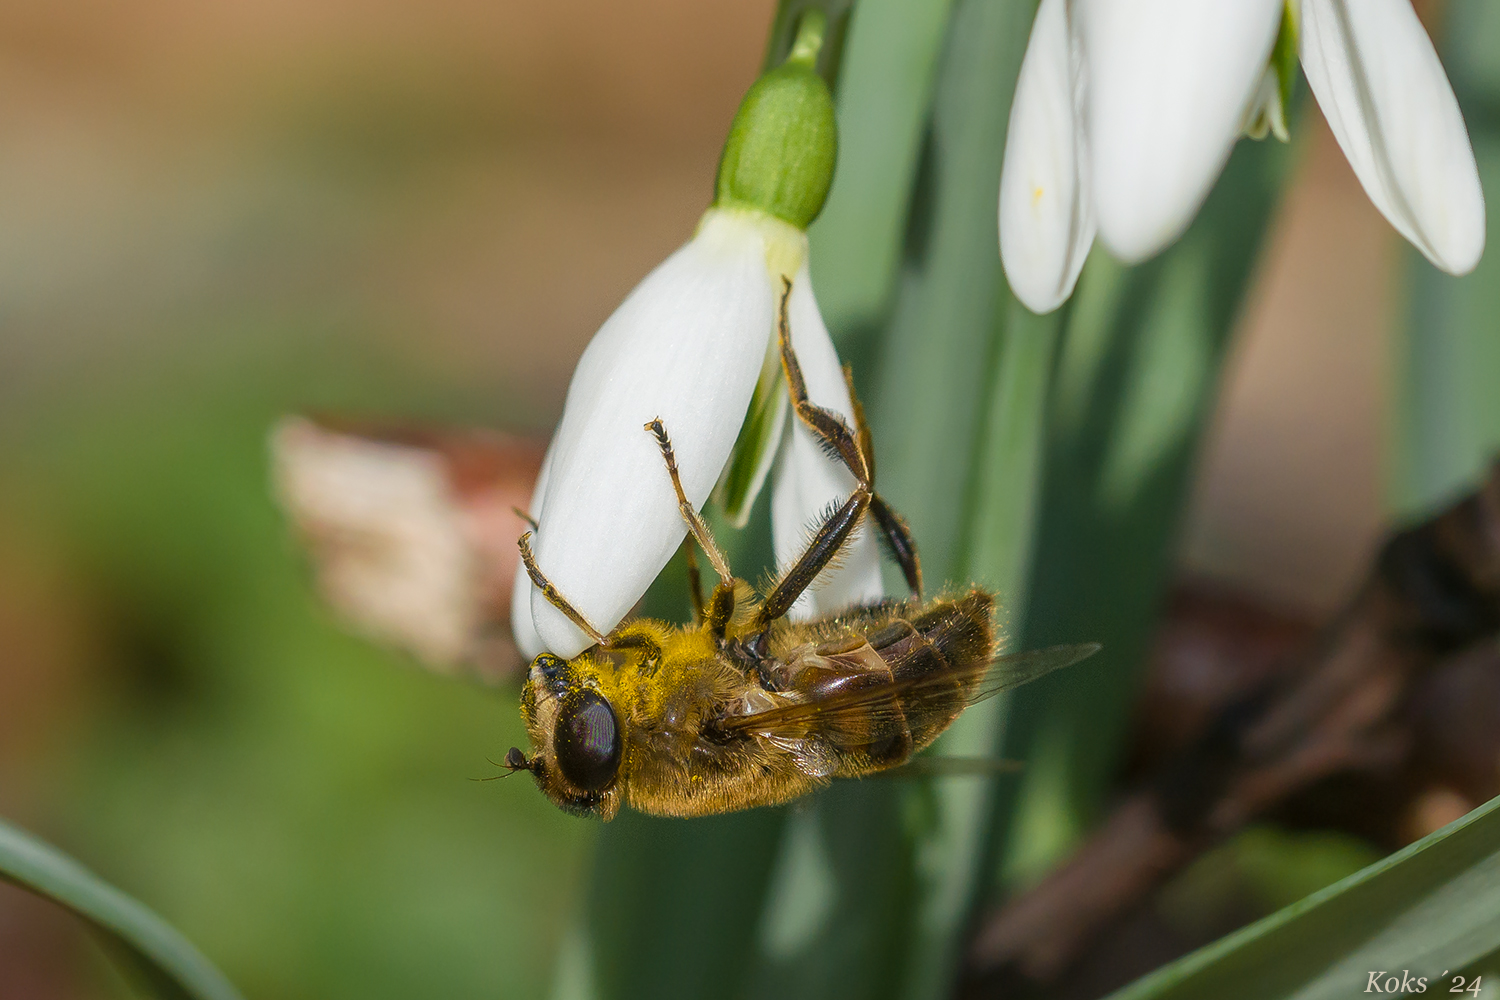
[509,282,1094,820]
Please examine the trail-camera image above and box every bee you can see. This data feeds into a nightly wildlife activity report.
[508,282,1096,819]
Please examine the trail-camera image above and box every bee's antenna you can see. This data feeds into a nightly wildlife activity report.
[472,748,533,782]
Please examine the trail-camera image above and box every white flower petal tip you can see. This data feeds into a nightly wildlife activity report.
[1084,0,1284,263]
[1000,0,1096,314]
[525,209,787,658]
[770,267,884,620]
[511,558,545,662]
[1300,0,1485,276]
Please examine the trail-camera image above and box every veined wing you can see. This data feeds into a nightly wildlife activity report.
[968,642,1101,698]
[864,756,1025,779]
[721,642,1100,744]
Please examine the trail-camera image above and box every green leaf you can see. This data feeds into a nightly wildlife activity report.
[866,0,1034,585]
[0,815,244,1000]
[808,0,956,336]
[892,302,1060,1000]
[569,808,787,1000]
[1107,795,1500,1000]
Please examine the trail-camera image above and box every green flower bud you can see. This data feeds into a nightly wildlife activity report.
[714,10,837,231]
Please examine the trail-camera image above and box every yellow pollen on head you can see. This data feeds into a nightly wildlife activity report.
[1031,185,1045,207]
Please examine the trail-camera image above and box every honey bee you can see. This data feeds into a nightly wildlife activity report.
[508,282,1096,819]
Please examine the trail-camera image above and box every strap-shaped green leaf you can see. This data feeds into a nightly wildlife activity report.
[0,816,244,1000]
[1108,794,1500,1000]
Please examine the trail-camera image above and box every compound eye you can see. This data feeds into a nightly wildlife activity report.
[553,690,620,792]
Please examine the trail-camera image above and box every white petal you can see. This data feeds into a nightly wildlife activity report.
[510,562,544,660]
[527,208,784,657]
[1300,0,1485,274]
[510,437,555,662]
[1083,0,1283,262]
[770,266,884,621]
[999,0,1097,314]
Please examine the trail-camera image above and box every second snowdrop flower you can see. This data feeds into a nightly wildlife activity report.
[1000,0,1486,316]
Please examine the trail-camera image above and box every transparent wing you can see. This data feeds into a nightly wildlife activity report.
[721,642,1100,743]
[965,642,1102,699]
[862,756,1025,779]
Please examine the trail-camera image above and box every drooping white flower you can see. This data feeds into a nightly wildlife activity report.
[515,208,786,657]
[512,215,883,658]
[511,13,890,660]
[999,0,1486,314]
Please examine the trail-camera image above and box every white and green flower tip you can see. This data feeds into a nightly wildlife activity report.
[512,9,883,660]
[999,0,1486,315]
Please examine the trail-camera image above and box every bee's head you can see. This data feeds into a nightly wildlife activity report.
[514,651,624,820]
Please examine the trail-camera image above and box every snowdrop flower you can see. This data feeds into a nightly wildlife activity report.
[1000,0,1485,315]
[512,12,884,659]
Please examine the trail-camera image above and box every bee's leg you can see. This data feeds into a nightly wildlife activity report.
[602,624,663,664]
[774,277,923,596]
[680,534,706,625]
[774,278,871,484]
[841,364,922,596]
[645,419,734,580]
[842,363,876,482]
[645,418,738,639]
[869,495,921,595]
[754,486,871,629]
[517,530,608,647]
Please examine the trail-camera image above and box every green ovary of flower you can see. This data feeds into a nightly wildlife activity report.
[713,10,837,231]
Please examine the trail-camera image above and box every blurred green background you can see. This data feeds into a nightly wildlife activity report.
[0,0,1474,997]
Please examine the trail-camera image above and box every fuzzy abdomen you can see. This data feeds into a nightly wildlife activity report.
[868,589,997,751]
[764,588,998,779]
